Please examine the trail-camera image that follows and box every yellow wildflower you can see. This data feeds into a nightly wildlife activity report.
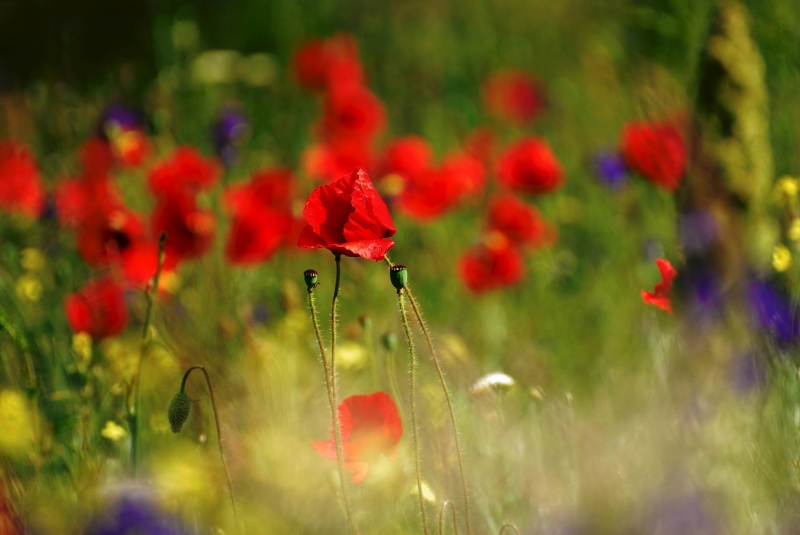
[773,244,792,272]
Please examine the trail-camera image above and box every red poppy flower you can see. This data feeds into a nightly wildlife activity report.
[496,138,563,196]
[297,167,396,261]
[79,138,114,178]
[64,276,128,339]
[482,69,545,125]
[224,169,295,264]
[151,190,215,268]
[318,85,386,144]
[397,167,463,222]
[293,34,363,92]
[54,176,122,228]
[382,136,432,179]
[464,126,496,164]
[148,147,219,197]
[459,237,524,293]
[312,392,403,484]
[76,206,146,266]
[0,140,46,218]
[441,152,486,199]
[302,138,373,183]
[487,194,556,248]
[621,120,686,190]
[642,258,678,314]
[111,128,149,168]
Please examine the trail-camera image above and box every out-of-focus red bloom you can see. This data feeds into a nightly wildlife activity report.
[111,129,149,168]
[621,120,686,190]
[54,177,121,228]
[76,207,146,266]
[459,236,524,293]
[442,152,486,199]
[381,136,432,179]
[397,167,463,222]
[64,276,128,339]
[148,147,219,197]
[302,139,373,183]
[487,194,556,248]
[482,69,545,125]
[151,191,215,268]
[297,167,396,260]
[79,138,114,178]
[496,137,563,196]
[0,140,46,218]
[225,169,295,265]
[318,85,385,144]
[293,34,363,92]
[642,258,678,314]
[464,127,496,164]
[312,392,403,484]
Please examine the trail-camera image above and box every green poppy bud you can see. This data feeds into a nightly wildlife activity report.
[168,391,191,433]
[304,269,319,291]
[381,332,398,352]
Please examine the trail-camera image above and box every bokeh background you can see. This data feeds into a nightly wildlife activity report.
[1,0,800,533]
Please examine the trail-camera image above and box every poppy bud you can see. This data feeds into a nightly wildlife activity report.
[381,332,398,352]
[359,313,371,329]
[304,269,319,291]
[168,391,191,433]
[389,265,408,292]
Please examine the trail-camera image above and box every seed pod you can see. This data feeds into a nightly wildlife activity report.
[168,391,191,433]
[389,265,408,292]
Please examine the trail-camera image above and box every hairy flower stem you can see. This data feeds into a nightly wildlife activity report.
[180,366,239,529]
[398,290,430,535]
[498,523,520,535]
[307,282,358,535]
[130,232,166,474]
[405,289,472,535]
[439,500,460,535]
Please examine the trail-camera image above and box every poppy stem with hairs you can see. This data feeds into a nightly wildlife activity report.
[174,366,239,530]
[304,268,358,535]
[439,500,460,535]
[129,231,167,475]
[393,267,430,535]
[498,523,520,535]
[386,256,472,535]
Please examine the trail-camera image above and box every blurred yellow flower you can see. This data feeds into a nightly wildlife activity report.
[72,333,93,366]
[0,390,36,455]
[337,341,367,370]
[20,248,45,272]
[774,175,799,202]
[790,219,800,242]
[773,244,792,272]
[101,420,128,441]
[15,273,42,302]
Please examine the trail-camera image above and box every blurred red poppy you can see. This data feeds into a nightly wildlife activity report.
[151,190,215,268]
[482,69,545,125]
[312,392,403,484]
[459,237,524,293]
[293,33,363,92]
[148,147,219,197]
[621,120,686,190]
[397,166,463,222]
[318,85,386,144]
[297,167,396,260]
[464,126,496,164]
[111,129,149,168]
[0,140,46,218]
[487,194,556,248]
[79,138,115,178]
[381,136,432,179]
[496,138,563,196]
[64,276,128,339]
[225,169,295,264]
[642,258,678,314]
[441,152,486,199]
[303,138,373,183]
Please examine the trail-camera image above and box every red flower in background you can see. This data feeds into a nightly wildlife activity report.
[642,258,678,314]
[79,138,115,179]
[303,138,374,183]
[111,129,149,168]
[148,147,219,197]
[441,152,486,199]
[487,194,556,248]
[482,69,545,125]
[298,167,396,261]
[0,140,46,218]
[152,191,215,268]
[64,276,128,339]
[621,120,686,190]
[382,136,432,179]
[313,392,403,484]
[464,127,496,164]
[496,137,563,196]
[76,207,146,265]
[293,33,363,92]
[459,237,524,293]
[319,85,386,144]
[225,169,295,264]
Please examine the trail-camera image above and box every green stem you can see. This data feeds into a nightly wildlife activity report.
[406,289,472,535]
[439,500,460,535]
[130,232,166,474]
[398,291,429,535]
[180,366,240,530]
[307,284,358,534]
[498,523,520,535]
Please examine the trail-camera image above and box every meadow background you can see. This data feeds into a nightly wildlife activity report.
[1,0,800,533]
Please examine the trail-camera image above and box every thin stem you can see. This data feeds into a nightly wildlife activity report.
[307,285,358,534]
[498,523,520,535]
[363,320,380,390]
[180,366,239,529]
[406,289,472,535]
[439,500,460,535]
[130,232,167,474]
[398,291,430,535]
